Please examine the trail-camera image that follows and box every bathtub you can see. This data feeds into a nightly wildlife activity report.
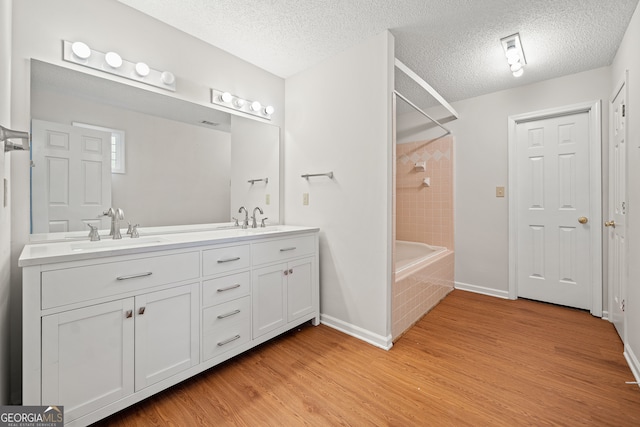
[392,240,454,340]
[395,240,448,282]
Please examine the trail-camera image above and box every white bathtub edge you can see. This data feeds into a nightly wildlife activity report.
[454,281,510,299]
[320,314,393,351]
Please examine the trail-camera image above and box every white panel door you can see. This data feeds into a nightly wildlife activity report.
[516,112,592,309]
[31,119,112,233]
[134,283,200,391]
[608,79,627,339]
[41,299,134,423]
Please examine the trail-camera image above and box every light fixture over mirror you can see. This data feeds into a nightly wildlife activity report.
[63,40,176,91]
[211,88,274,120]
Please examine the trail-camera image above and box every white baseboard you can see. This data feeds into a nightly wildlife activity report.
[455,281,510,299]
[624,344,640,387]
[601,310,609,321]
[320,314,393,350]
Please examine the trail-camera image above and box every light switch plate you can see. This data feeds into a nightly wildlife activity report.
[496,186,505,198]
[265,194,270,205]
[303,193,309,206]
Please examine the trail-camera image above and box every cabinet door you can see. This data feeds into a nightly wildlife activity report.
[252,263,287,338]
[287,257,315,322]
[42,299,134,423]
[135,283,199,391]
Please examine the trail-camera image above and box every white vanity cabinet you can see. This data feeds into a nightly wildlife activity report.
[251,235,318,339]
[21,226,319,427]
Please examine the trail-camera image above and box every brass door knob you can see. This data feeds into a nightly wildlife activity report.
[604,220,616,228]
[578,216,588,224]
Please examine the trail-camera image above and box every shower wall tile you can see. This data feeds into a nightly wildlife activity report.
[395,136,454,249]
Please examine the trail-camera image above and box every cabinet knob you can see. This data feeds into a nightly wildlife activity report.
[125,310,133,319]
[284,270,289,276]
[289,269,293,274]
[138,307,146,315]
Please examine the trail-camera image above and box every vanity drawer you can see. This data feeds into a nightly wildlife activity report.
[202,271,250,307]
[41,251,199,309]
[202,296,251,360]
[202,244,251,277]
[252,234,316,266]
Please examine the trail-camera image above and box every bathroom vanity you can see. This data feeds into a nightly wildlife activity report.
[20,225,319,426]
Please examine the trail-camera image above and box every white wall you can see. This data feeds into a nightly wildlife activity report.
[0,0,12,406]
[449,67,611,298]
[31,89,232,227]
[611,2,640,378]
[9,0,284,401]
[284,31,395,348]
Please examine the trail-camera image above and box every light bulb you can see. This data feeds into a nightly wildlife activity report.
[507,55,520,65]
[135,62,150,77]
[510,62,523,72]
[71,41,91,60]
[505,45,519,60]
[220,92,233,103]
[250,101,262,112]
[161,71,175,85]
[264,105,275,115]
[513,68,524,77]
[233,98,246,108]
[105,51,123,68]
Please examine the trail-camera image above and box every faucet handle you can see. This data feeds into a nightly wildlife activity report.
[131,224,140,238]
[232,217,239,227]
[126,222,133,235]
[87,224,100,241]
[260,218,269,228]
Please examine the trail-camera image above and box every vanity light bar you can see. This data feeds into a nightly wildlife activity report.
[210,89,274,120]
[62,40,176,92]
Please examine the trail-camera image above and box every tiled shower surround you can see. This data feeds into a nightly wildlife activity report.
[392,135,455,340]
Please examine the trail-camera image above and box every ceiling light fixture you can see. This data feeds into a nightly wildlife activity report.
[500,33,526,78]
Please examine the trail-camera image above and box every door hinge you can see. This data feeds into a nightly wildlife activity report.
[622,299,626,312]
[622,104,626,118]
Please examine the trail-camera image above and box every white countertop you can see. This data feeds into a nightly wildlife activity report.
[19,225,319,267]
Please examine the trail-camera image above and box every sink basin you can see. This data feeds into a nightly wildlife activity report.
[70,236,168,251]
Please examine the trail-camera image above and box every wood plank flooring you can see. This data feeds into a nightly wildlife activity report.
[96,290,640,426]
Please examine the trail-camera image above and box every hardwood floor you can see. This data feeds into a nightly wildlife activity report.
[96,290,640,426]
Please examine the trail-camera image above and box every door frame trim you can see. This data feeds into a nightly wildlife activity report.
[608,71,628,333]
[507,101,602,316]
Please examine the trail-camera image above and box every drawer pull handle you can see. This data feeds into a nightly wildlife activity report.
[217,283,241,293]
[116,272,152,280]
[280,247,296,252]
[217,257,241,263]
[217,309,241,319]
[217,335,241,347]
[125,310,133,319]
[138,307,146,315]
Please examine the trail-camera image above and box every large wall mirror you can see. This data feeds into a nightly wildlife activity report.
[30,60,280,236]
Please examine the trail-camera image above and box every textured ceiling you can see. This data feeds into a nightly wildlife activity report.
[117,0,639,106]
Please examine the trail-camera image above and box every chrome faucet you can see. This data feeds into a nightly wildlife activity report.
[104,207,125,239]
[238,206,249,229]
[251,207,264,228]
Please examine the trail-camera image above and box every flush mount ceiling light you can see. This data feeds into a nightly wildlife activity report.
[210,89,274,120]
[62,40,176,91]
[500,33,527,78]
